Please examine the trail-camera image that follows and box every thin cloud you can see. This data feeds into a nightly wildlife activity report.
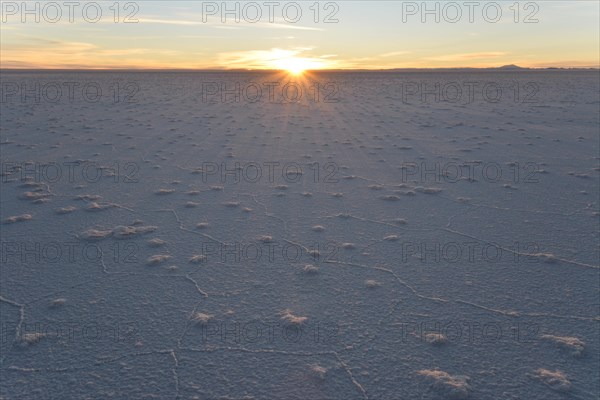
[379,51,411,58]
[1,37,184,68]
[426,52,507,61]
[253,22,322,31]
[138,17,322,31]
[216,47,338,69]
[141,18,204,26]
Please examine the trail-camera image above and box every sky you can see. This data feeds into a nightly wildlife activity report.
[1,1,599,69]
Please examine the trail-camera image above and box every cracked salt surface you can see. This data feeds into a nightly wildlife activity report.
[0,71,599,399]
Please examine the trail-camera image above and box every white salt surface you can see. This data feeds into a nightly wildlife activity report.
[0,71,598,399]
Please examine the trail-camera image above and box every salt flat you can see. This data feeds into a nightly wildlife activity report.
[0,70,598,399]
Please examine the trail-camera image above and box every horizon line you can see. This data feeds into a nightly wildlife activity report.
[2,66,599,72]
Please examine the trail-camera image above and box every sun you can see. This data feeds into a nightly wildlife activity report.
[273,57,316,75]
[287,63,306,75]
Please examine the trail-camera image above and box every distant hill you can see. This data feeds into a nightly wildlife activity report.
[496,64,527,70]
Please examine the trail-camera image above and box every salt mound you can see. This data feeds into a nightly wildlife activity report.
[155,189,175,195]
[196,222,209,229]
[532,253,558,264]
[3,214,33,224]
[189,255,207,263]
[541,335,585,357]
[312,225,325,232]
[302,264,319,274]
[415,186,443,194]
[423,332,447,346]
[86,202,115,211]
[113,225,157,239]
[365,280,382,288]
[310,364,327,379]
[280,309,308,325]
[534,369,571,392]
[417,369,470,399]
[147,255,171,265]
[193,312,214,324]
[51,298,66,307]
[19,332,48,346]
[21,191,50,201]
[81,229,113,240]
[148,238,166,247]
[56,206,77,214]
[307,250,320,258]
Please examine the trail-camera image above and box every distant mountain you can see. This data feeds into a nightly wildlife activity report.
[496,64,527,70]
